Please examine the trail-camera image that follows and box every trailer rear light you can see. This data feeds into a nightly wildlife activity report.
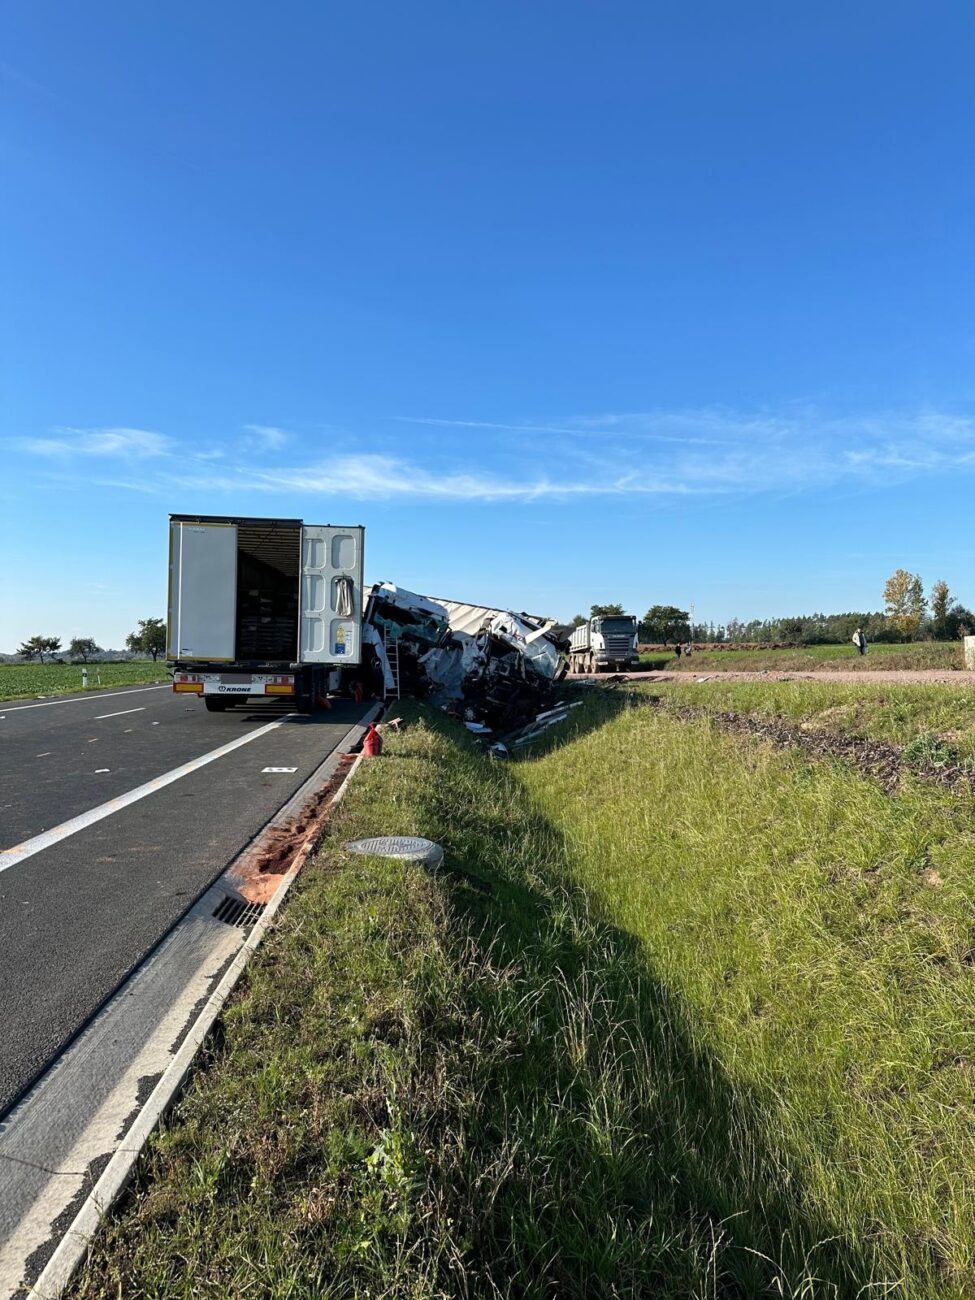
[173,672,203,694]
[265,674,295,695]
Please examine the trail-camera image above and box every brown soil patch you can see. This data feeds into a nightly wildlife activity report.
[230,754,358,903]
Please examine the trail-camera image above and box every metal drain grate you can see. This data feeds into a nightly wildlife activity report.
[212,894,266,928]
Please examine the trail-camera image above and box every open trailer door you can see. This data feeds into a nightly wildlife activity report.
[298,525,364,664]
[167,519,238,660]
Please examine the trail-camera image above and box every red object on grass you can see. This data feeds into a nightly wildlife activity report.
[363,722,383,757]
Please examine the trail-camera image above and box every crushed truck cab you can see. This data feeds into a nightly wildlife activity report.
[167,515,364,711]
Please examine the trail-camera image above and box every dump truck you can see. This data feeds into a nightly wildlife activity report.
[567,613,640,673]
[167,514,364,711]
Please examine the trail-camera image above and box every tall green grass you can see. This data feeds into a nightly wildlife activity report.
[648,678,975,759]
[517,696,975,1293]
[74,697,975,1297]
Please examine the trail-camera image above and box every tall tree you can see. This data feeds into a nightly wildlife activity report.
[570,613,587,627]
[929,580,954,638]
[126,617,167,661]
[69,637,101,663]
[590,603,626,618]
[883,569,926,636]
[17,635,61,662]
[641,605,691,645]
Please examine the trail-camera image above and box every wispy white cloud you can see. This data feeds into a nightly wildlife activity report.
[18,427,171,458]
[13,406,975,503]
[167,454,700,501]
[242,423,291,450]
[395,414,727,444]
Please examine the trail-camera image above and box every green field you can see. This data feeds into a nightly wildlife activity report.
[641,639,964,672]
[73,682,975,1298]
[0,660,170,702]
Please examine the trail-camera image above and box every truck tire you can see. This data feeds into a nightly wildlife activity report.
[204,697,229,712]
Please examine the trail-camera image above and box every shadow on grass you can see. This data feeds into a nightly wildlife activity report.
[409,705,891,1299]
[500,686,642,761]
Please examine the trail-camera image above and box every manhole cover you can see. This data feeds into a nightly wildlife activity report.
[344,835,444,868]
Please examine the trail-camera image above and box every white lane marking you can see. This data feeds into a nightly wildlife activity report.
[262,766,298,773]
[37,752,52,758]
[0,685,169,714]
[0,719,286,873]
[94,707,146,721]
[95,768,110,773]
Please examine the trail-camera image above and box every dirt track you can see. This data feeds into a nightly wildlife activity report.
[594,669,975,686]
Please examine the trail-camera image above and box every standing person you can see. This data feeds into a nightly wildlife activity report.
[852,628,867,656]
[673,642,682,660]
[684,642,693,659]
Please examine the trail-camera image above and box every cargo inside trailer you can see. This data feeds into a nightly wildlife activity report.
[235,521,301,661]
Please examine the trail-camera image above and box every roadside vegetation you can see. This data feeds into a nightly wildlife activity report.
[644,677,975,760]
[641,639,964,673]
[74,689,975,1298]
[0,660,170,702]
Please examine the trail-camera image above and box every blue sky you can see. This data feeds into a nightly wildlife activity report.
[2,1,973,649]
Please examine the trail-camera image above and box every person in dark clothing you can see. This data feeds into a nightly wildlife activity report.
[674,643,682,660]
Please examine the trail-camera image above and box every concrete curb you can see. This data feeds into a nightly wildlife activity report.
[30,703,382,1299]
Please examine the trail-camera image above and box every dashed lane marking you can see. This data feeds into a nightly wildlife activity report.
[94,707,146,721]
[0,719,287,873]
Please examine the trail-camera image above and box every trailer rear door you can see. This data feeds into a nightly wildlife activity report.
[298,525,364,664]
[168,521,238,660]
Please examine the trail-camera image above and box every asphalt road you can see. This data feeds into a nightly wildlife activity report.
[0,684,368,1116]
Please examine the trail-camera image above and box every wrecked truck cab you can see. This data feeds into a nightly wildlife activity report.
[362,586,568,728]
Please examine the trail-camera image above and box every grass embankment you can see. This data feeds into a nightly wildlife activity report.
[0,660,169,702]
[75,692,975,1297]
[641,640,963,672]
[647,677,975,761]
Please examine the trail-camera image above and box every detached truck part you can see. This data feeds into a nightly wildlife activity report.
[167,515,364,711]
[568,614,640,674]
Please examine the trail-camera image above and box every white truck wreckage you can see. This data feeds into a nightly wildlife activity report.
[364,583,570,729]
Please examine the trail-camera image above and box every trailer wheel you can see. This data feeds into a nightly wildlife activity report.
[204,697,229,712]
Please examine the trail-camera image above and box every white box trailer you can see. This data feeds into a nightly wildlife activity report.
[167,514,364,711]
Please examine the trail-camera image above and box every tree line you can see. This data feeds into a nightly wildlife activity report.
[578,572,973,646]
[16,618,167,663]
